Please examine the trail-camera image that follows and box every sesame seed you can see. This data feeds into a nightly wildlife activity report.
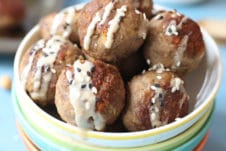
[92,87,97,94]
[51,68,56,74]
[95,97,100,102]
[89,83,93,89]
[77,68,81,72]
[155,107,159,112]
[157,76,162,80]
[150,101,154,105]
[87,71,91,77]
[69,80,73,85]
[43,53,49,57]
[81,84,86,89]
[168,27,173,34]
[91,67,95,72]
[154,83,160,88]
[151,98,156,103]
[142,70,146,74]
[158,16,163,20]
[159,98,164,107]
[146,59,151,65]
[151,85,157,90]
[43,65,50,72]
[85,102,91,110]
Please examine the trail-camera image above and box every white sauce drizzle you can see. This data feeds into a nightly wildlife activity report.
[51,7,75,38]
[153,14,164,20]
[149,84,164,128]
[172,35,189,68]
[179,93,188,109]
[84,12,101,50]
[105,5,127,49]
[66,60,105,130]
[146,59,151,65]
[30,36,66,101]
[177,16,187,29]
[170,77,184,93]
[21,40,45,87]
[149,75,186,127]
[178,86,190,109]
[99,2,114,25]
[137,12,148,40]
[135,9,141,14]
[142,69,146,74]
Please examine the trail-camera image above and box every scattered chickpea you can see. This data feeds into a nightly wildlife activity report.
[0,75,12,90]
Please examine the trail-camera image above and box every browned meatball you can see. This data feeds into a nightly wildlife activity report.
[39,6,82,43]
[55,59,125,131]
[123,64,189,131]
[78,0,148,62]
[143,10,205,75]
[19,36,82,106]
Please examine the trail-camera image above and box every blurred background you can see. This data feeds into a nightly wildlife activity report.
[0,0,225,150]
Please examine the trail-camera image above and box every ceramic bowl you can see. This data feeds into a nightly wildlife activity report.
[13,90,214,150]
[13,3,222,149]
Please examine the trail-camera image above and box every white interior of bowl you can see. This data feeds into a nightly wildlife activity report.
[13,4,223,147]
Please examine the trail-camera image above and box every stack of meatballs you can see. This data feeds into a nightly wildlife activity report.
[19,0,205,132]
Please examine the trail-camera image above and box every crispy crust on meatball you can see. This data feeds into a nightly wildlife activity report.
[55,59,125,130]
[143,10,205,75]
[123,67,189,131]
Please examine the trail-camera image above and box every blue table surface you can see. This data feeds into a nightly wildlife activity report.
[0,0,226,150]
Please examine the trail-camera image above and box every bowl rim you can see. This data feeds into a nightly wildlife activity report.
[13,4,223,140]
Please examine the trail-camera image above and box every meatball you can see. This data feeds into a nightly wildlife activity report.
[143,10,205,75]
[19,36,82,106]
[78,0,148,62]
[123,64,189,131]
[39,6,82,43]
[55,59,125,131]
